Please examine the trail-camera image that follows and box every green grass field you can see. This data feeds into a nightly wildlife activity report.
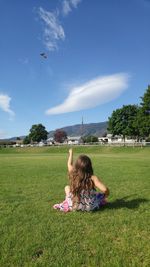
[0,146,150,267]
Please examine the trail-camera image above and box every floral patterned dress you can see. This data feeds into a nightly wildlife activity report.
[53,189,107,212]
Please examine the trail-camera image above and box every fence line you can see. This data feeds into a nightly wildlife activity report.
[0,142,150,148]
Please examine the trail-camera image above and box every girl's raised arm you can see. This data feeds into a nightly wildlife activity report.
[67,148,73,173]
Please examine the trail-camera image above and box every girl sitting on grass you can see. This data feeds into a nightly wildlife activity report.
[53,148,109,212]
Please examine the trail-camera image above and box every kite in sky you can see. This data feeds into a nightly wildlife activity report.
[40,52,48,59]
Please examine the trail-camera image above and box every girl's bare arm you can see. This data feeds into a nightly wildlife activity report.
[67,148,73,173]
[92,175,109,197]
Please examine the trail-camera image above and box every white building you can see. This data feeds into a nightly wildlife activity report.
[47,137,54,145]
[99,134,137,144]
[38,141,46,147]
[67,136,82,145]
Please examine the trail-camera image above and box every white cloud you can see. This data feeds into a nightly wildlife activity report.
[62,0,82,16]
[37,1,82,50]
[0,94,15,117]
[71,0,82,8]
[45,73,129,115]
[62,0,72,16]
[38,7,65,51]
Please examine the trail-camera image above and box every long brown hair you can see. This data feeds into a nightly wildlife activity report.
[69,155,95,208]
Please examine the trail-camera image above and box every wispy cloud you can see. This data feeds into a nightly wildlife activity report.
[38,7,65,51]
[37,1,82,51]
[45,73,129,115]
[0,94,15,117]
[62,0,82,16]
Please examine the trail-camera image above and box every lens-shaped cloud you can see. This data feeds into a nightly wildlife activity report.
[46,73,129,115]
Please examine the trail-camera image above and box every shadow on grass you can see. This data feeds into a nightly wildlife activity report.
[101,196,149,210]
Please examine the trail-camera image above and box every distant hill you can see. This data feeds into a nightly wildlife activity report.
[48,121,108,137]
[0,136,25,142]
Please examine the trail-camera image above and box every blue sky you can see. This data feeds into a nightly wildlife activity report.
[0,0,150,138]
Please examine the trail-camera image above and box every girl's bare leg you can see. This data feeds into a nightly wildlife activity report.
[64,185,70,197]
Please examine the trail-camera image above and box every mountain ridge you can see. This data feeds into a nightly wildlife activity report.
[0,121,108,141]
[48,121,108,138]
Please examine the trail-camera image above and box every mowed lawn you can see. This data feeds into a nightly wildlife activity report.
[0,146,150,267]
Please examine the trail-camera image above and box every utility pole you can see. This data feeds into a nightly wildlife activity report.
[80,116,84,137]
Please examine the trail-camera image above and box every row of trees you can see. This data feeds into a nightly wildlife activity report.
[23,125,99,144]
[108,85,150,141]
[23,126,69,144]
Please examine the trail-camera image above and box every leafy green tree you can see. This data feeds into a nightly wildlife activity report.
[108,105,139,141]
[54,130,67,143]
[23,135,30,144]
[83,135,98,143]
[136,85,150,139]
[29,124,48,143]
